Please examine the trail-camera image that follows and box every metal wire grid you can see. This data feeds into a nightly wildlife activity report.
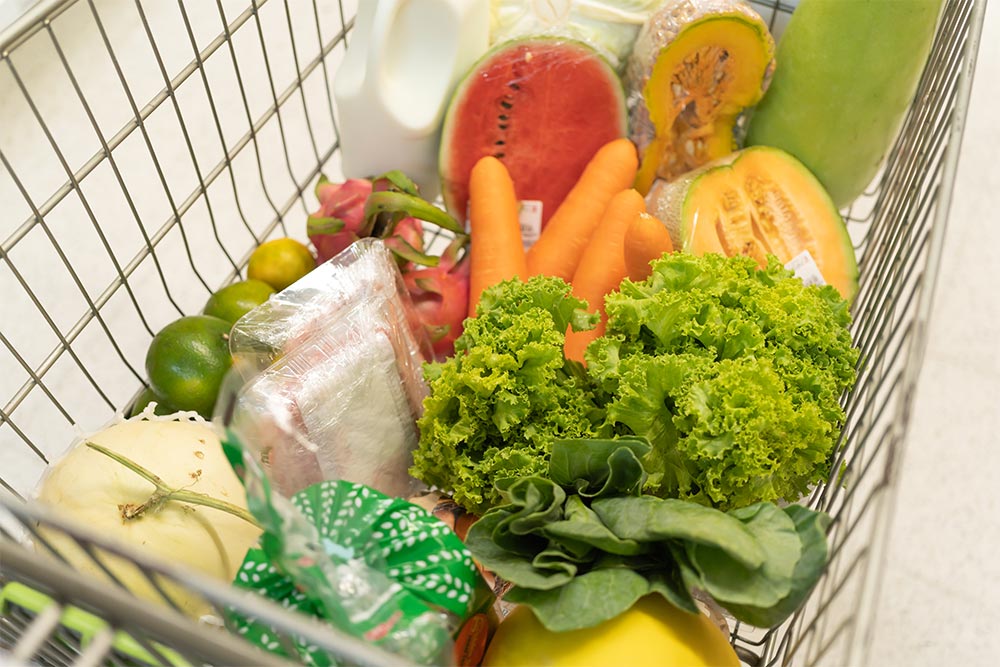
[1,497,415,666]
[730,1,986,664]
[0,0,355,497]
[0,0,986,665]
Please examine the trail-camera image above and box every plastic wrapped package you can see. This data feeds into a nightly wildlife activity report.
[623,0,776,191]
[226,239,430,500]
[488,0,662,70]
[215,239,490,664]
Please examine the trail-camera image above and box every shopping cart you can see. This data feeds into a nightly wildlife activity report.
[0,0,987,665]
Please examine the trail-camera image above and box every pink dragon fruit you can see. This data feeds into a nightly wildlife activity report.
[307,176,373,264]
[381,216,426,270]
[306,172,470,359]
[401,236,470,361]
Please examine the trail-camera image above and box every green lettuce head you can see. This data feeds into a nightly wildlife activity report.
[588,253,858,510]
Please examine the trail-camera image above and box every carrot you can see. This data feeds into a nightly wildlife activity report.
[467,156,528,318]
[526,138,639,281]
[453,613,490,667]
[624,212,675,282]
[564,188,646,363]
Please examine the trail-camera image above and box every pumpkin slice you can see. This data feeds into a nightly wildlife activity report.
[646,146,858,301]
[626,0,775,194]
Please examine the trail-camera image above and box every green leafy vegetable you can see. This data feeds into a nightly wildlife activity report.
[410,277,601,515]
[589,253,858,509]
[465,439,830,632]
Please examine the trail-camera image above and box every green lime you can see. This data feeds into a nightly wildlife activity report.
[203,279,275,325]
[145,315,233,419]
[247,238,316,292]
[128,386,178,418]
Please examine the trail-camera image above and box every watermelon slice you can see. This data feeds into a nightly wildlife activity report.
[439,38,627,228]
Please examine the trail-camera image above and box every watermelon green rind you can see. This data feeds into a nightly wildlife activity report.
[439,36,627,226]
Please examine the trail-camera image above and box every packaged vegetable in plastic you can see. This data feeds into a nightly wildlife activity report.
[489,0,661,71]
[225,239,431,499]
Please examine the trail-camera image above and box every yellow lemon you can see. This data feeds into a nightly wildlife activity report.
[483,595,739,667]
[247,238,316,291]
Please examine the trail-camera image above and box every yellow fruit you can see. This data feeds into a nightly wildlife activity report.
[247,238,316,291]
[483,596,739,667]
[203,279,276,325]
[145,315,233,419]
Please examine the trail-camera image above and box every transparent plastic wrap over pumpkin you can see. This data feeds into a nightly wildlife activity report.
[223,238,431,502]
[489,0,662,70]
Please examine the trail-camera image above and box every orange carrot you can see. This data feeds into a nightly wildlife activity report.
[526,138,639,281]
[467,156,528,318]
[453,613,490,667]
[564,188,646,363]
[624,212,675,282]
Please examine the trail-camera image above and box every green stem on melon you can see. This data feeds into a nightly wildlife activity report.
[85,441,261,529]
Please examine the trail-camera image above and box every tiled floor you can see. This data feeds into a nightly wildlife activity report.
[868,2,1000,665]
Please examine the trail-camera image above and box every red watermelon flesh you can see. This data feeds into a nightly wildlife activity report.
[440,39,627,227]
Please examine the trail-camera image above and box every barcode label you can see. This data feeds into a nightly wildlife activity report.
[785,250,826,287]
[519,200,543,249]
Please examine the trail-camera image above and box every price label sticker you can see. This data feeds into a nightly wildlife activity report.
[785,250,827,287]
[519,200,543,249]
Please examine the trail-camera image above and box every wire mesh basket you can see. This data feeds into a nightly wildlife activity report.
[0,0,987,665]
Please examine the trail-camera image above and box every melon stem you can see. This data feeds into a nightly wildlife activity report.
[85,441,261,529]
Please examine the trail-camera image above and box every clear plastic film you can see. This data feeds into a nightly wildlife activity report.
[488,0,662,71]
[624,0,775,177]
[216,239,487,664]
[225,238,430,500]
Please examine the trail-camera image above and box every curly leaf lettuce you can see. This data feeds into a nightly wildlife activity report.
[589,253,858,509]
[410,277,600,515]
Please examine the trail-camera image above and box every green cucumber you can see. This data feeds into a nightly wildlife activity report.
[745,0,944,208]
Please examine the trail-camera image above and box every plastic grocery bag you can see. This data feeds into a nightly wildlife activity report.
[224,238,430,500]
[225,478,483,666]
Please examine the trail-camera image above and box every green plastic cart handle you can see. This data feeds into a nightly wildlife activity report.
[0,581,191,666]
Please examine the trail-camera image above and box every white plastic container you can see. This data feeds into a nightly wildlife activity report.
[334,0,490,198]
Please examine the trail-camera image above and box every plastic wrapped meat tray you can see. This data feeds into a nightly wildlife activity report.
[224,239,431,499]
